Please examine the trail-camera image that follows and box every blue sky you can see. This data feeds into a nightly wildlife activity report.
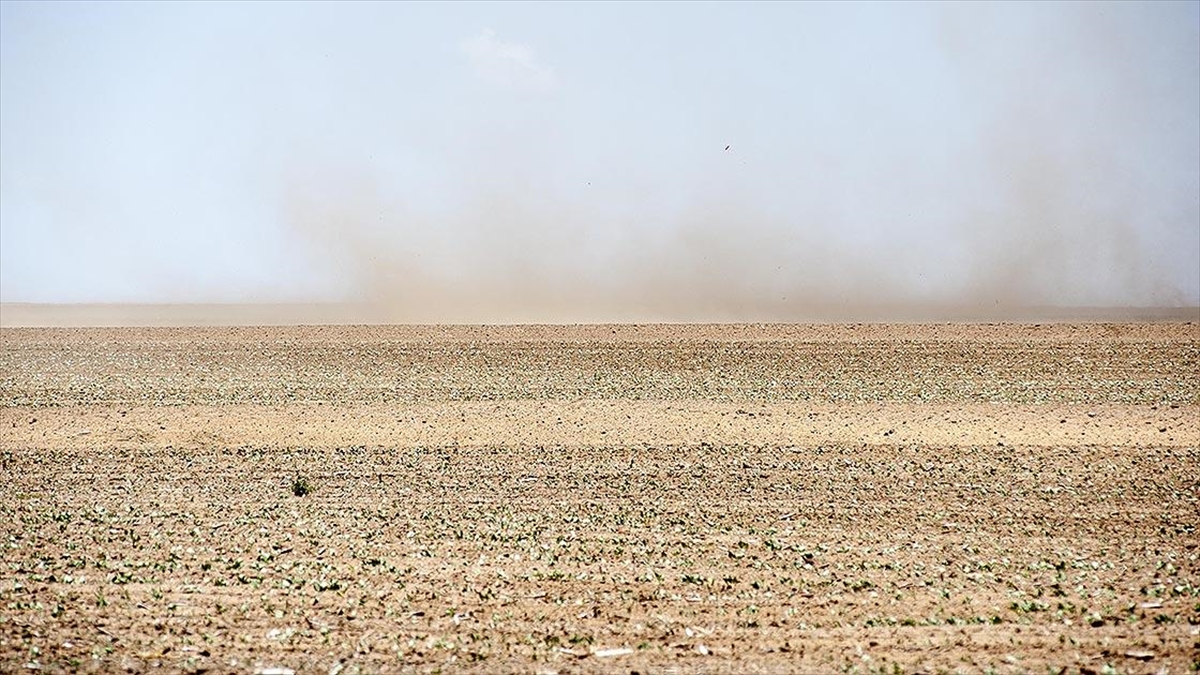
[1,1,1197,318]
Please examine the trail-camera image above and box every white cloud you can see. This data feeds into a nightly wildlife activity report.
[459,28,557,91]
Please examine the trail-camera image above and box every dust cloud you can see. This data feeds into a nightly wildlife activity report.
[280,163,1195,324]
[273,5,1197,324]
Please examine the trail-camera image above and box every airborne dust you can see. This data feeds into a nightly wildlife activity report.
[280,5,1199,323]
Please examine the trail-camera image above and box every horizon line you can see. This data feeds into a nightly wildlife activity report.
[2,301,1197,328]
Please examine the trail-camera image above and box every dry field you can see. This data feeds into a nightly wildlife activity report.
[1,323,1198,674]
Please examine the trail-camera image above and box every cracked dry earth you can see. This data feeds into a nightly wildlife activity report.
[1,323,1198,675]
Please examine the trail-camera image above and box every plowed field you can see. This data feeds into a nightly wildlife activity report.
[2,323,1198,674]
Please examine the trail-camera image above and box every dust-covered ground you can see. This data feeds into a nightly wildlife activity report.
[1,323,1198,674]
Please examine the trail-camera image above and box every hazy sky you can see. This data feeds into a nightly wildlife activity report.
[1,1,1197,320]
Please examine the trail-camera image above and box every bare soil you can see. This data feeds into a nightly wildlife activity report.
[1,323,1198,674]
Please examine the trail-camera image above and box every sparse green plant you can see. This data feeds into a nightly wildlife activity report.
[292,474,314,497]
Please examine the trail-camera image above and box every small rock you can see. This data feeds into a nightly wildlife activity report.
[1124,651,1154,661]
[592,647,633,658]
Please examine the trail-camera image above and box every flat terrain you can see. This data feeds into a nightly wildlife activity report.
[1,323,1198,674]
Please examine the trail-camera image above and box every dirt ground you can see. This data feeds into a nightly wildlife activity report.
[1,322,1198,674]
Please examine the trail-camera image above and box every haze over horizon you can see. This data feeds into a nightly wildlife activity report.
[2,1,1198,322]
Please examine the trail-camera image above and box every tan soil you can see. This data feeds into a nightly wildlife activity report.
[1,323,1198,674]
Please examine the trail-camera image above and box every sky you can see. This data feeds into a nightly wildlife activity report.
[1,1,1198,321]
